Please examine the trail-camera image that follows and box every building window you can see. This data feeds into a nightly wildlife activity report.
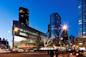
[78,5,81,9]
[78,20,82,24]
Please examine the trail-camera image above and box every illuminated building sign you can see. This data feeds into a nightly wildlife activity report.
[19,32,28,37]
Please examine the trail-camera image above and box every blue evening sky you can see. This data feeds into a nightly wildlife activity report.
[0,0,78,46]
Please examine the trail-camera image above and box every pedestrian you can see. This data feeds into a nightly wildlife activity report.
[47,50,50,55]
[49,50,54,57]
[77,52,85,57]
[55,49,58,57]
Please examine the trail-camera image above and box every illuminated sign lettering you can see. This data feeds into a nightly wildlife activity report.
[19,32,28,37]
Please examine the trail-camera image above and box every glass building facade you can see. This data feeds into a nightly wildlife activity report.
[19,7,29,26]
[12,7,47,49]
[50,12,61,39]
[78,0,86,36]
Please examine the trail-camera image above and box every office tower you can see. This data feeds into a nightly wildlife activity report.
[48,24,51,38]
[19,7,29,25]
[50,12,61,39]
[78,0,86,37]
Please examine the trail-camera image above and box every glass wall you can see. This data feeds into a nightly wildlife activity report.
[78,0,86,36]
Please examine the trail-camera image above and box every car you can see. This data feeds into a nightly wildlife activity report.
[17,48,24,52]
[0,48,10,53]
[78,47,86,51]
[11,48,24,53]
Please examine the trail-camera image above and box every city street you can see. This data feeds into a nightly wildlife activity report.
[0,52,50,57]
[0,52,82,57]
[0,0,86,57]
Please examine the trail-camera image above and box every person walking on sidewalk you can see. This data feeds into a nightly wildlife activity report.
[55,49,58,57]
[50,50,54,57]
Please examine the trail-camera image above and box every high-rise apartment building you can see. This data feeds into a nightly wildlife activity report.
[78,0,86,37]
[19,7,29,25]
[50,12,61,39]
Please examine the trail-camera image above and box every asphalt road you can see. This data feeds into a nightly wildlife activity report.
[0,52,85,57]
[0,52,50,57]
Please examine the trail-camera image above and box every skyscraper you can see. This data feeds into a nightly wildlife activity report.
[78,0,86,37]
[61,30,68,40]
[50,12,61,39]
[48,24,51,38]
[19,7,29,26]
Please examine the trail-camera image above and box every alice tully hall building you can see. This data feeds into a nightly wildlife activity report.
[12,7,47,49]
